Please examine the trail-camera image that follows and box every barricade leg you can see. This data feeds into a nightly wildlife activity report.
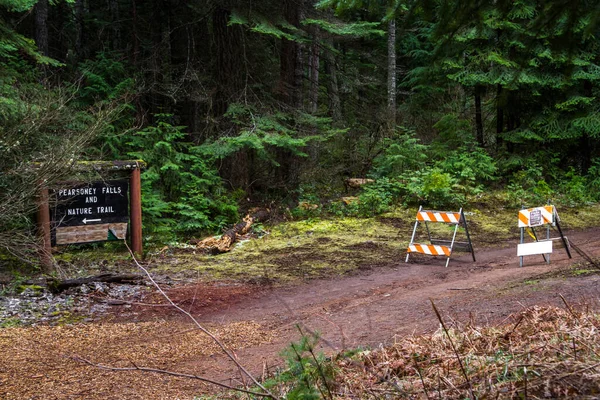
[445,221,460,268]
[546,224,551,263]
[425,221,432,243]
[519,227,524,268]
[530,227,547,263]
[406,211,420,263]
[461,210,476,262]
[555,216,572,259]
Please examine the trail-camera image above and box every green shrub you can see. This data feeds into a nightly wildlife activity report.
[432,113,473,149]
[372,128,428,177]
[401,167,464,209]
[127,115,238,239]
[356,178,402,216]
[587,159,600,199]
[435,147,497,190]
[505,164,556,207]
[267,328,336,399]
[559,168,591,206]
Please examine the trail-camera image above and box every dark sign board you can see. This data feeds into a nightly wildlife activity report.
[50,180,129,245]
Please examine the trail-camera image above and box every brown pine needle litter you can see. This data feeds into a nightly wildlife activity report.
[0,320,273,399]
[3,306,600,399]
[334,305,600,399]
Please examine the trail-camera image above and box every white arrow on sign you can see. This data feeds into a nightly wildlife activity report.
[83,218,101,224]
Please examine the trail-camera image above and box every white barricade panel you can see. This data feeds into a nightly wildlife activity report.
[408,243,451,257]
[416,211,461,224]
[517,241,553,257]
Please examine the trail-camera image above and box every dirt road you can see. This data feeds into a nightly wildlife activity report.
[2,229,600,399]
[193,230,599,365]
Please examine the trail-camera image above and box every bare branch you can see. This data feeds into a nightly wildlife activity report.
[430,299,475,400]
[72,356,275,398]
[123,241,278,399]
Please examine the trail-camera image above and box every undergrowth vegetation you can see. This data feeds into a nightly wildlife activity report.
[2,0,600,271]
[340,304,600,398]
[293,134,600,220]
[250,304,600,399]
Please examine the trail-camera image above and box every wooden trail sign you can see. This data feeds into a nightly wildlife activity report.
[36,160,144,271]
[50,180,129,245]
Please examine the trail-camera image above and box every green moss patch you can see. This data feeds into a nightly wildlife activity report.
[14,200,600,287]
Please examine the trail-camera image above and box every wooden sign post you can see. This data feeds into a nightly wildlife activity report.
[37,160,145,271]
[130,166,143,257]
[36,186,53,274]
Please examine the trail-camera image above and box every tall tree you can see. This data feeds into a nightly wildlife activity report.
[278,0,304,108]
[213,5,244,117]
[387,18,396,134]
[308,26,321,114]
[324,42,342,121]
[34,0,48,56]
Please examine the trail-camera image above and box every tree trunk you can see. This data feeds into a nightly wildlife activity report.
[213,6,244,117]
[496,84,504,149]
[275,0,304,189]
[109,0,121,50]
[387,18,397,135]
[475,86,484,147]
[161,5,172,85]
[308,28,320,114]
[74,0,84,60]
[35,0,49,56]
[131,0,139,66]
[324,43,341,122]
[278,0,303,108]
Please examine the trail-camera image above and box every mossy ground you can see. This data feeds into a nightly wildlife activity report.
[12,197,600,286]
[143,200,600,285]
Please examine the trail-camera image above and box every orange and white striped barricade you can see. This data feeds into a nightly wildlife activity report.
[405,206,475,267]
[518,205,571,267]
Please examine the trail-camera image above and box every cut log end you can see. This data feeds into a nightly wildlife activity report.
[196,208,270,254]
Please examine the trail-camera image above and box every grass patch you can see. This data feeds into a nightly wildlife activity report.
[0,317,23,328]
[571,268,596,276]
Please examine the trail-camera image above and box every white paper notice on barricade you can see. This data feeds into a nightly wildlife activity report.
[529,209,542,226]
[517,241,553,257]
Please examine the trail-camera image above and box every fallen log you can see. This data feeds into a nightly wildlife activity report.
[47,273,144,293]
[197,208,270,254]
[344,177,375,192]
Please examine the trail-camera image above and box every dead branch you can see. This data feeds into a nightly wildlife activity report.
[430,299,475,400]
[124,242,278,399]
[197,208,270,254]
[48,273,144,293]
[73,356,274,398]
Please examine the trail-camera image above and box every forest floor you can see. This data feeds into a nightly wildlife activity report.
[1,210,600,399]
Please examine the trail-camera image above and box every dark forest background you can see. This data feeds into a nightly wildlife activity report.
[2,0,600,256]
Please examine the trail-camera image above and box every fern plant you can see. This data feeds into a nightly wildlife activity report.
[127,115,238,239]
